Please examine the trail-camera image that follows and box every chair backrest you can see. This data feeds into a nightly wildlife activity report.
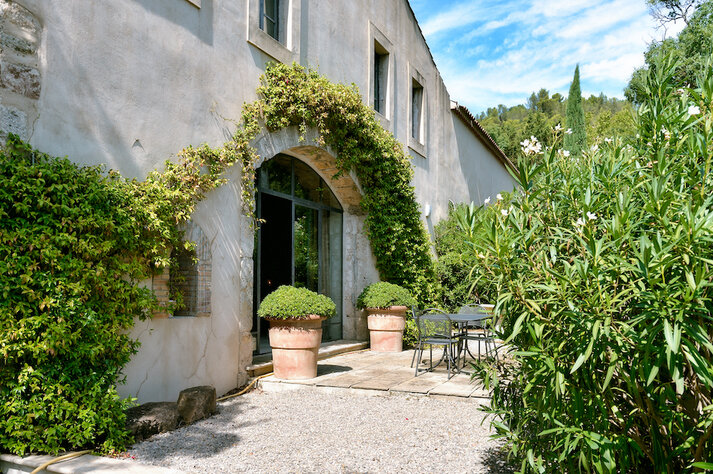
[416,308,453,339]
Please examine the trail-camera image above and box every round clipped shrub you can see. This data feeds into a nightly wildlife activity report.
[356,282,416,309]
[257,285,335,320]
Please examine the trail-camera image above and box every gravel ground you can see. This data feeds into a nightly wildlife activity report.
[129,387,513,473]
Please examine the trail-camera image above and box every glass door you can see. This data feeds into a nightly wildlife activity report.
[253,154,343,354]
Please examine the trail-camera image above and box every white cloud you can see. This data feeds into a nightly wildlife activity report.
[411,0,683,112]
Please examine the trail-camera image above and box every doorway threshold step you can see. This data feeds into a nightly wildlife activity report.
[247,339,368,377]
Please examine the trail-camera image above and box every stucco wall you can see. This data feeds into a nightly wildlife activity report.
[2,0,515,403]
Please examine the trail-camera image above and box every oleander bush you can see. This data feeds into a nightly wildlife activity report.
[356,282,416,309]
[434,202,501,311]
[472,55,713,472]
[257,285,336,320]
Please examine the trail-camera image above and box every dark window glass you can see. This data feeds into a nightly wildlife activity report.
[170,246,197,317]
[262,0,279,41]
[411,79,424,142]
[259,154,292,195]
[373,42,388,114]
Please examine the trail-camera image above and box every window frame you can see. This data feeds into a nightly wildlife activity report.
[408,64,428,158]
[260,0,280,42]
[368,23,393,128]
[247,0,301,64]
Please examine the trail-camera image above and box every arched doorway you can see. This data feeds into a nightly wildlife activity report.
[253,153,344,354]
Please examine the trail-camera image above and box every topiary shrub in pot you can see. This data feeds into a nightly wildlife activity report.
[257,285,336,380]
[357,282,416,352]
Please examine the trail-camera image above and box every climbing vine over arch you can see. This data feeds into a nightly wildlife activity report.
[179,63,438,301]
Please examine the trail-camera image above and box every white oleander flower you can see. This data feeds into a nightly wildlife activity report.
[590,144,599,152]
[662,127,671,140]
[565,128,573,135]
[520,136,542,156]
[496,193,503,201]
[586,211,597,221]
[501,209,509,217]
[604,137,612,143]
[484,197,491,205]
[554,123,562,131]
[562,150,570,157]
[575,217,585,227]
[688,105,701,116]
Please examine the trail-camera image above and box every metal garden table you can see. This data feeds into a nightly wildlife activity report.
[413,310,494,378]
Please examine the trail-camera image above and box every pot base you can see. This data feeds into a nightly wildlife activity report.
[267,316,325,380]
[367,306,408,353]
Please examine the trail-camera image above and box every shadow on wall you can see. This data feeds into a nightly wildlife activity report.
[41,0,221,177]
[132,0,214,46]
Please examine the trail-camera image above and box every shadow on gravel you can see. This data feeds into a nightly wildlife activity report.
[130,398,268,461]
[481,445,517,474]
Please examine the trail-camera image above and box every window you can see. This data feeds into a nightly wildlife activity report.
[373,41,389,115]
[247,0,301,64]
[261,0,279,41]
[152,222,212,318]
[411,78,424,143]
[408,64,427,157]
[374,44,388,114]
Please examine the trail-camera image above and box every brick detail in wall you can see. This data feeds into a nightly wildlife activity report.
[152,222,212,318]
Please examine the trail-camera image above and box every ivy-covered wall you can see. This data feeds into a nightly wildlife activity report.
[12,0,515,407]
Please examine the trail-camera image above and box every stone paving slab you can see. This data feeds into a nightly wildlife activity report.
[315,367,392,388]
[390,370,449,394]
[256,349,492,400]
[429,374,483,397]
[350,367,415,391]
[0,453,185,474]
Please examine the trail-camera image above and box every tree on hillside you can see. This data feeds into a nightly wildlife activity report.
[627,0,713,103]
[564,65,586,156]
[477,87,632,162]
[648,0,703,25]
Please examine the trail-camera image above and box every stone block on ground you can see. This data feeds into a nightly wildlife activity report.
[176,385,216,424]
[125,402,179,442]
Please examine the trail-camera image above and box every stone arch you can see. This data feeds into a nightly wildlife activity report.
[251,126,364,215]
[248,125,378,341]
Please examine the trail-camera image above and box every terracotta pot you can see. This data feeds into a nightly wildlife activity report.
[366,306,408,352]
[267,315,326,380]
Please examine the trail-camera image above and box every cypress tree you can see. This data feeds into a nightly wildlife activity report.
[564,65,586,156]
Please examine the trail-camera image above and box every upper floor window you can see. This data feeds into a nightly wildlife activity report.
[373,41,389,115]
[261,0,280,41]
[411,78,424,143]
[248,0,300,63]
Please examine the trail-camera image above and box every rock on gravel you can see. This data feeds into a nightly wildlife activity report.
[128,387,512,473]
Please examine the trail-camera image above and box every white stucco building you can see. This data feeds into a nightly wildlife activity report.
[0,0,515,402]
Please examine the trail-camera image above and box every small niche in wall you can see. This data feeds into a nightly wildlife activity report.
[152,222,212,318]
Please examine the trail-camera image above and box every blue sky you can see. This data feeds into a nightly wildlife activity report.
[409,0,684,114]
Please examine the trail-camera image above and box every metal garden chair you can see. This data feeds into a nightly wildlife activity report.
[457,304,498,363]
[412,307,461,379]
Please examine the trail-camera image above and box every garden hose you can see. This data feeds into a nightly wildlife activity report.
[216,347,371,402]
[30,450,93,474]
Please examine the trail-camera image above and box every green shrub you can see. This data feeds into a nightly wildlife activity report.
[257,285,336,320]
[434,202,500,310]
[0,133,212,455]
[356,282,416,309]
[472,55,713,472]
[0,138,158,455]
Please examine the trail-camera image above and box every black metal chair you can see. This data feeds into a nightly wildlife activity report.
[457,304,498,363]
[412,307,461,379]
